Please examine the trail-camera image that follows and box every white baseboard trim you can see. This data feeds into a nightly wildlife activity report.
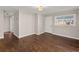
[52,33,79,40]
[36,32,45,35]
[0,36,4,39]
[19,33,35,38]
[13,33,19,38]
[18,32,79,40]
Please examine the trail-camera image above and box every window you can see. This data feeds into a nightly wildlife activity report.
[54,14,76,26]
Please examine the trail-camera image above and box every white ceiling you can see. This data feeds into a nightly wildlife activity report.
[0,6,78,14]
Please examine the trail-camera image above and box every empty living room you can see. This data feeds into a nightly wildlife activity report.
[0,6,79,52]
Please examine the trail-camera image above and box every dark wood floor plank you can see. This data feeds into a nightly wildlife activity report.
[0,32,79,52]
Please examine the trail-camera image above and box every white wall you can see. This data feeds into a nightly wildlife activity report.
[0,9,19,39]
[45,16,53,33]
[19,9,35,38]
[37,14,45,35]
[1,7,79,40]
[19,9,45,38]
[0,10,4,38]
[4,15,10,32]
[13,11,19,37]
[4,10,19,37]
[0,8,45,39]
[44,9,79,39]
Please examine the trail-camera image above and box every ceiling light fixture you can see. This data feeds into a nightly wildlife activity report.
[36,6,44,11]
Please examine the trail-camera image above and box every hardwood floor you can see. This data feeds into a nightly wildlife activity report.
[0,32,79,52]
